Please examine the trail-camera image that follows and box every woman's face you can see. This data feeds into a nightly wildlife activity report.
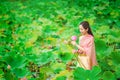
[79,25,88,35]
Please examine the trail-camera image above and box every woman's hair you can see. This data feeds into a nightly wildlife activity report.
[80,21,94,36]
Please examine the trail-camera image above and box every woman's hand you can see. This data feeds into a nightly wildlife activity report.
[72,49,77,53]
[71,41,77,46]
[71,41,85,53]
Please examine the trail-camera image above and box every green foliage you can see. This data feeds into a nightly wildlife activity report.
[95,39,108,54]
[5,54,26,69]
[34,51,55,66]
[0,69,4,80]
[56,76,66,80]
[12,68,30,78]
[51,63,66,74]
[73,66,101,80]
[58,52,73,63]
[0,0,120,79]
[102,71,116,80]
[111,51,120,65]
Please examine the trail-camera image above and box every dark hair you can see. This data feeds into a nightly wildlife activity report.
[80,21,94,36]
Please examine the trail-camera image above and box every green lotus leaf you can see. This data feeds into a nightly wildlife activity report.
[58,52,73,63]
[102,71,116,80]
[56,76,66,80]
[12,68,30,78]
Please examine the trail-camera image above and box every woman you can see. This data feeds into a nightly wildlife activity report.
[71,21,98,70]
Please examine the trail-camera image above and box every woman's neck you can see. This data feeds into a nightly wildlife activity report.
[83,33,89,36]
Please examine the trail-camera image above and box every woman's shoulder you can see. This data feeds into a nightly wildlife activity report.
[87,35,94,42]
[88,34,94,39]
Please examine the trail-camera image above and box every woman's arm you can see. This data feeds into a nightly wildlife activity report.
[71,41,84,52]
[76,44,84,52]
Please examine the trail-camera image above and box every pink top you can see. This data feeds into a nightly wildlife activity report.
[79,34,98,66]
